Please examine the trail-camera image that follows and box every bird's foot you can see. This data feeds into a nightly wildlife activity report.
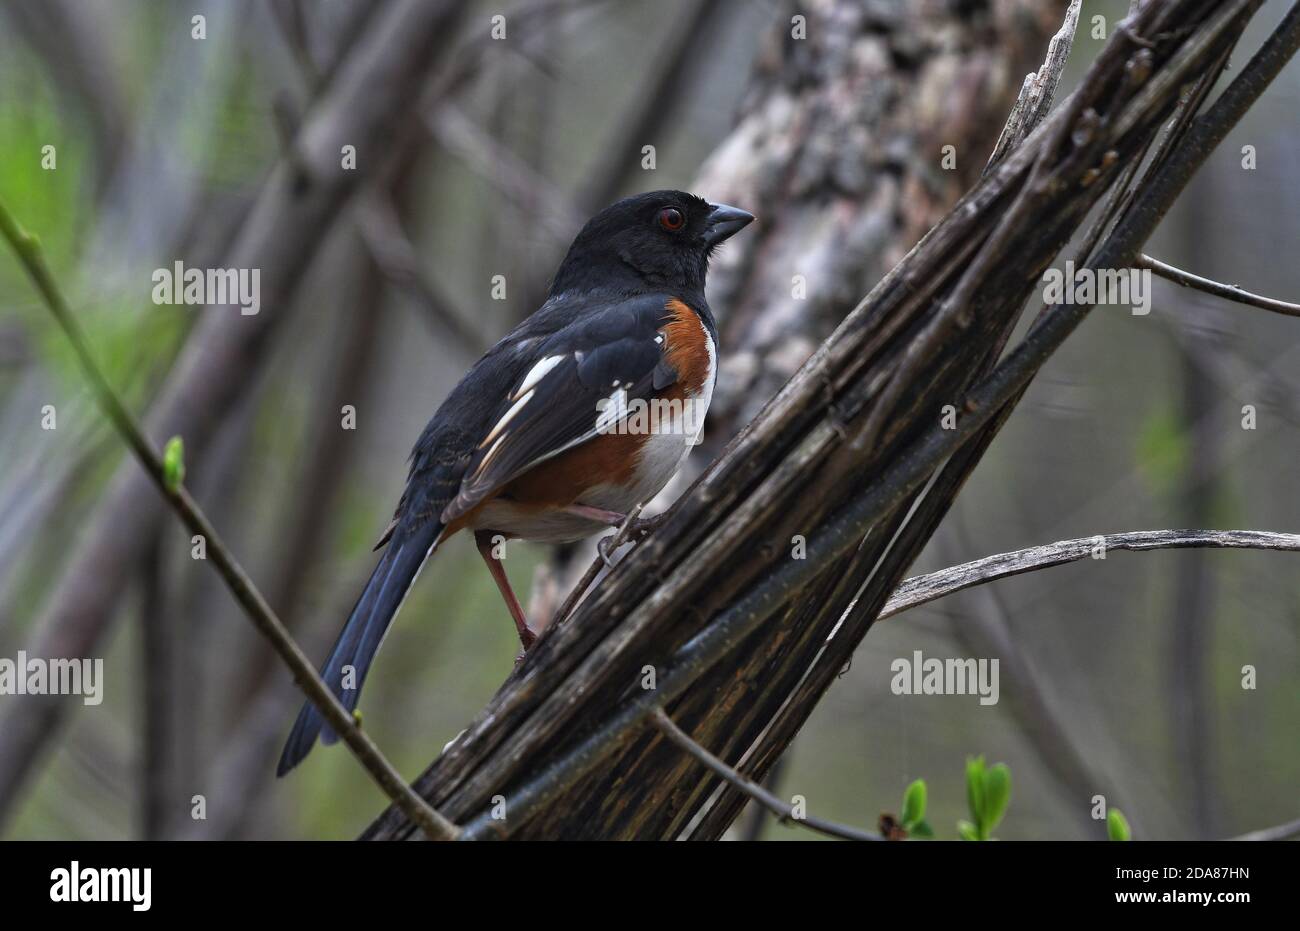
[597,511,669,567]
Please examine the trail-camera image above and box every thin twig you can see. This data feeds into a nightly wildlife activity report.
[547,503,645,631]
[0,0,471,830]
[1231,816,1300,841]
[879,529,1300,621]
[0,200,460,842]
[1138,253,1300,318]
[649,708,882,841]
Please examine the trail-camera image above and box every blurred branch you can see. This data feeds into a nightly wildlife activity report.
[0,199,460,842]
[267,0,322,87]
[0,0,469,831]
[139,534,176,840]
[354,193,487,354]
[424,104,578,247]
[582,0,728,210]
[268,90,486,355]
[176,561,373,839]
[2,0,128,188]
[266,1,487,357]
[648,708,882,842]
[1232,817,1300,841]
[0,197,462,842]
[1137,253,1300,318]
[880,530,1300,621]
[226,231,390,734]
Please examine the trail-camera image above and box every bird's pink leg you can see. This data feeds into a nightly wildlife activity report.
[474,530,536,651]
[562,503,628,525]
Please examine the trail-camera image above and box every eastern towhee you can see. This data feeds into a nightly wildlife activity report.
[277,191,754,775]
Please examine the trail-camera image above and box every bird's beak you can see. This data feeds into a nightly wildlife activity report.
[702,203,755,246]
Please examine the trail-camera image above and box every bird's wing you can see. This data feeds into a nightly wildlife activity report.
[441,292,686,523]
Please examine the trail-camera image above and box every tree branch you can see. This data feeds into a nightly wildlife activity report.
[880,530,1300,620]
[1231,816,1300,842]
[0,0,470,829]
[985,0,1082,171]
[0,201,459,842]
[1138,253,1300,318]
[648,708,882,842]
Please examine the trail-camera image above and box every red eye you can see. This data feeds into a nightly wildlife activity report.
[658,207,685,231]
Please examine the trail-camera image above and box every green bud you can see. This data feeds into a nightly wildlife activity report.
[901,778,927,827]
[965,756,986,827]
[162,436,185,491]
[1107,808,1131,841]
[981,763,1012,837]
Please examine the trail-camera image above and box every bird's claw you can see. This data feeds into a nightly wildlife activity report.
[597,533,620,567]
[598,511,669,567]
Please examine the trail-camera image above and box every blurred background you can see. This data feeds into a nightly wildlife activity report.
[0,0,1295,841]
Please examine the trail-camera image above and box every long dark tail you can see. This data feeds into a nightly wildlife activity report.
[276,522,441,776]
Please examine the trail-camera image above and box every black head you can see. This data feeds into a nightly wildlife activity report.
[549,190,754,298]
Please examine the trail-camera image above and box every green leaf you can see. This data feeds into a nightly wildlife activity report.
[909,820,934,839]
[901,779,927,827]
[162,436,185,491]
[965,756,986,828]
[1107,808,1131,841]
[957,820,979,841]
[981,763,1012,837]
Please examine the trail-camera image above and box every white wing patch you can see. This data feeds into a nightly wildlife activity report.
[512,354,565,400]
[481,389,535,448]
[479,354,569,451]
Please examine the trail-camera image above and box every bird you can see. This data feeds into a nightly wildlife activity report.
[276,190,754,775]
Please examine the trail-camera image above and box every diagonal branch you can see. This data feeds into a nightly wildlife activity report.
[880,530,1300,621]
[1138,253,1300,319]
[0,0,470,830]
[0,200,459,842]
[1231,816,1300,841]
[648,708,882,842]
